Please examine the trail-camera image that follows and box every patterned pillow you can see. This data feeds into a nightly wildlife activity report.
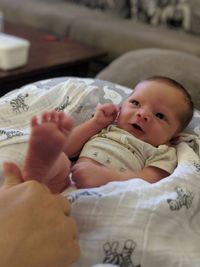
[73,0,131,18]
[130,0,193,32]
[25,76,200,136]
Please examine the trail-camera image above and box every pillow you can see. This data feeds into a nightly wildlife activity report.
[72,0,131,18]
[18,76,200,136]
[96,48,200,110]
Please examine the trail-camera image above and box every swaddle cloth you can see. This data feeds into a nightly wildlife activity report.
[63,132,200,267]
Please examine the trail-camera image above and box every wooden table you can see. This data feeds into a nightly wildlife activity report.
[0,22,106,96]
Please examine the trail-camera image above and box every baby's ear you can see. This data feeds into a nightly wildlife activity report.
[115,107,121,122]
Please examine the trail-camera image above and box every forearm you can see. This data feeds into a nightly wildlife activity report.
[71,161,169,188]
[102,166,169,184]
[65,103,118,158]
[64,118,106,158]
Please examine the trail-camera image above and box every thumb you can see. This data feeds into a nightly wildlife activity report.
[3,162,23,186]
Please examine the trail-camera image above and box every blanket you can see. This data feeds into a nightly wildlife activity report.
[0,79,200,266]
[66,134,200,267]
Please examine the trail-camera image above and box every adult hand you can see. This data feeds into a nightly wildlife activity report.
[0,162,80,267]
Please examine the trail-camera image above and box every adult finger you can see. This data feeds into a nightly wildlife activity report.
[3,162,23,186]
[65,216,79,240]
[55,193,71,216]
[67,239,80,265]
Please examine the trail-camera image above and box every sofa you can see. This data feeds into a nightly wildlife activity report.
[1,0,200,109]
[1,0,200,62]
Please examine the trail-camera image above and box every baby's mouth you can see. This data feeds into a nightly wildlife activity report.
[132,123,144,132]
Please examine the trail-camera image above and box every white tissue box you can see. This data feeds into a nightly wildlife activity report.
[0,33,30,70]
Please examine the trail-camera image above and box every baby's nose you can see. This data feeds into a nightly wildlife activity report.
[136,109,151,122]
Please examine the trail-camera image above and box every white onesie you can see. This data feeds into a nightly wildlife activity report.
[79,125,177,173]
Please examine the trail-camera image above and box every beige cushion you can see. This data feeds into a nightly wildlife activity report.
[96,49,200,109]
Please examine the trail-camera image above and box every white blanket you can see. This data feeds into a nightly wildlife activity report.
[66,135,200,267]
[0,80,200,267]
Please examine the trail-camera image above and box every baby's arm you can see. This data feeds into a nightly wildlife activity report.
[123,166,169,183]
[71,162,169,188]
[64,103,119,158]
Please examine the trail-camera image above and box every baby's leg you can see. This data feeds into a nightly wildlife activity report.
[23,111,74,193]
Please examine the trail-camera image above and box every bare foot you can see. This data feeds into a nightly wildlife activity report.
[23,111,74,192]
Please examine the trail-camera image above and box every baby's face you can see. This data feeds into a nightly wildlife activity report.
[117,80,187,146]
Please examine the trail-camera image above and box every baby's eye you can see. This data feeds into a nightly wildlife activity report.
[156,112,165,120]
[131,100,140,107]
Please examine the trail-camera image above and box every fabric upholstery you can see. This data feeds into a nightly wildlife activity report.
[96,48,200,109]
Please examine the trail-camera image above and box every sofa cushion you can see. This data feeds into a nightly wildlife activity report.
[69,17,200,61]
[0,0,106,35]
[72,0,131,18]
[96,48,200,109]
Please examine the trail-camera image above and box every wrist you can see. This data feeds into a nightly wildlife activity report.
[90,117,108,131]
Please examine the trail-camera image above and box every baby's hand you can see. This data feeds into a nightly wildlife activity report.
[93,103,119,127]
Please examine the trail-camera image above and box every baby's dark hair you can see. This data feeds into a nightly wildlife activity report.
[142,75,194,131]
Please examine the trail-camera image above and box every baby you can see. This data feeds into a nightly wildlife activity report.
[22,76,194,193]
